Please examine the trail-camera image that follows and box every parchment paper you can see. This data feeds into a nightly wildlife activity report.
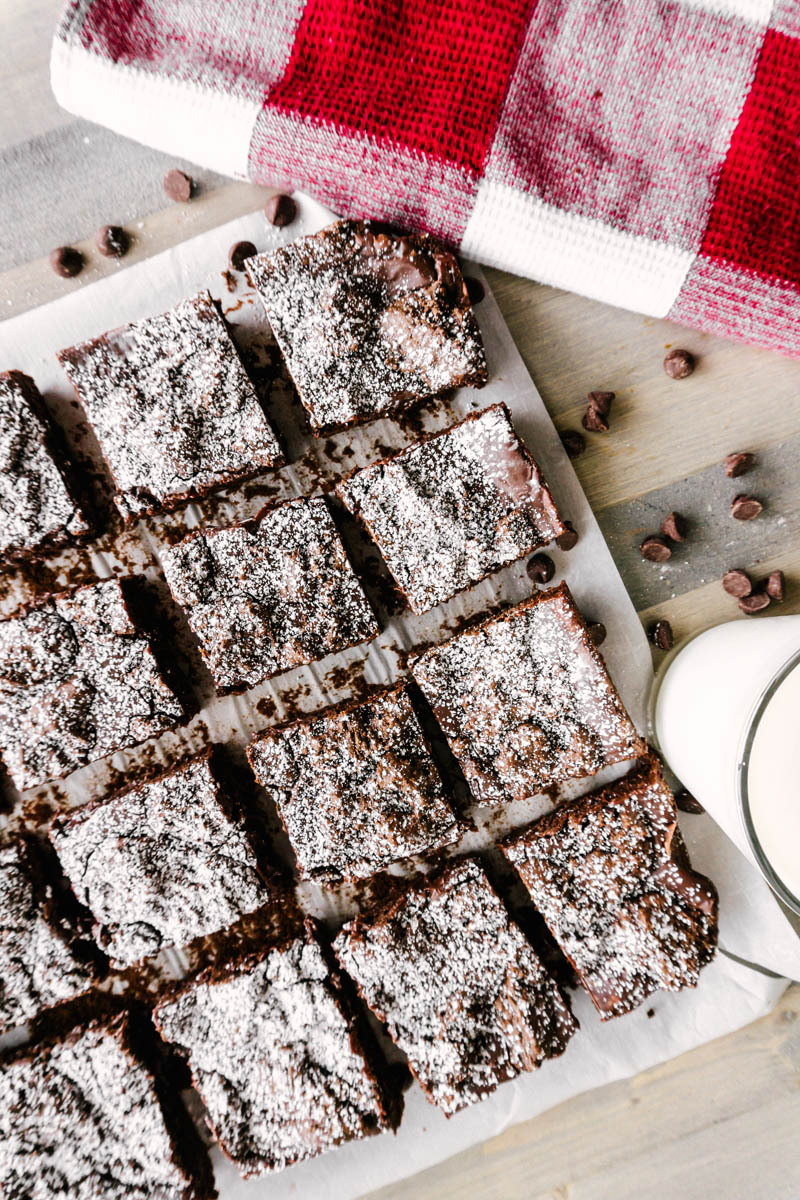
[1,196,798,1200]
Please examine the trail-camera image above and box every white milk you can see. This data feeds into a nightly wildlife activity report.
[653,614,800,909]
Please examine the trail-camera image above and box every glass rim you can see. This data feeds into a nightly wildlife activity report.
[737,646,800,917]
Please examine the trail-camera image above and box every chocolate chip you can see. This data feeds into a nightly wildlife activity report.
[738,591,771,614]
[722,569,752,598]
[731,494,763,521]
[559,429,586,459]
[229,241,257,271]
[663,348,695,379]
[464,276,485,305]
[675,789,704,814]
[649,619,673,650]
[646,1008,656,1018]
[724,451,755,478]
[640,535,672,562]
[163,169,193,202]
[49,246,83,278]
[526,553,555,584]
[587,390,614,415]
[660,511,688,542]
[765,570,785,601]
[586,621,607,646]
[555,522,579,551]
[95,225,129,258]
[581,390,615,433]
[264,193,297,227]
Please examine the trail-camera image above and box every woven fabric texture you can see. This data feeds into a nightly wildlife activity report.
[52,0,800,355]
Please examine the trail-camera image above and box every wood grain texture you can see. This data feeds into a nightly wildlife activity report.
[1,6,799,1199]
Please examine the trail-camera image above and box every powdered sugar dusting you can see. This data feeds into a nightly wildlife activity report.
[246,220,487,434]
[248,685,461,882]
[411,583,645,805]
[155,933,393,1176]
[502,757,718,1019]
[334,857,576,1116]
[0,578,183,792]
[57,291,282,521]
[161,497,378,691]
[336,403,565,613]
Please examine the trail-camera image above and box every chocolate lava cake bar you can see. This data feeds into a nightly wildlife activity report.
[154,922,402,1177]
[50,751,276,967]
[245,219,487,435]
[57,291,282,522]
[0,577,183,792]
[0,370,91,564]
[160,496,378,691]
[0,1011,214,1199]
[410,582,645,806]
[334,856,576,1116]
[247,683,461,882]
[0,837,100,1034]
[336,403,566,613]
[502,756,718,1018]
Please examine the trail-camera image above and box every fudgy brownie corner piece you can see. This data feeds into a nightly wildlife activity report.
[333,855,576,1117]
[410,581,645,806]
[50,749,277,968]
[0,575,184,792]
[0,370,91,564]
[160,496,378,692]
[57,290,282,523]
[0,1009,215,1200]
[247,682,461,882]
[336,402,566,613]
[154,919,402,1178]
[0,835,100,1034]
[501,755,719,1020]
[246,219,487,435]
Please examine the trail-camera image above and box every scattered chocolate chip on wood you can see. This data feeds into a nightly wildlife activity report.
[640,535,672,562]
[229,240,258,271]
[660,511,688,542]
[738,591,771,615]
[724,451,755,478]
[163,168,193,202]
[722,569,752,598]
[526,553,555,584]
[95,225,130,258]
[586,621,607,647]
[264,193,297,227]
[765,569,785,601]
[559,429,586,459]
[555,521,579,551]
[581,390,614,433]
[49,246,83,278]
[675,789,704,814]
[730,494,763,521]
[464,276,485,305]
[649,619,674,650]
[663,348,695,379]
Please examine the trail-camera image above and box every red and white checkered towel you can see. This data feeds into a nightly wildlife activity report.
[52,0,800,356]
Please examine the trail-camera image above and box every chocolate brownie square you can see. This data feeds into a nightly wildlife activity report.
[0,370,90,564]
[154,922,402,1177]
[333,856,576,1116]
[246,219,487,435]
[336,403,565,613]
[247,683,461,882]
[501,756,719,1019]
[410,582,645,806]
[0,577,184,792]
[50,750,276,967]
[0,837,99,1033]
[0,1010,214,1199]
[160,496,378,691]
[57,291,282,522]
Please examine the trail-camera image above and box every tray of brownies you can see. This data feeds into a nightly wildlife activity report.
[0,196,797,1200]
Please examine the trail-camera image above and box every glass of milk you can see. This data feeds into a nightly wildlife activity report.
[652,614,800,915]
